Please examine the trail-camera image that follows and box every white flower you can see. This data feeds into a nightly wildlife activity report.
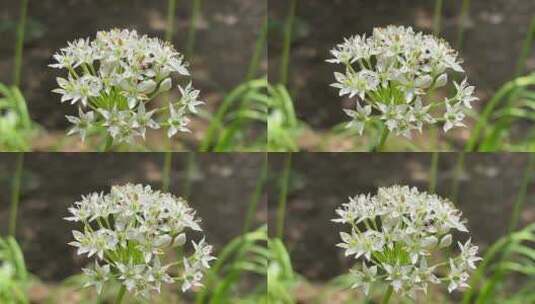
[66,109,95,141]
[328,25,477,138]
[344,103,372,135]
[65,184,215,297]
[334,185,480,296]
[50,29,203,144]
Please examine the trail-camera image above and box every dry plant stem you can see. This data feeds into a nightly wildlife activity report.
[8,153,24,236]
[433,0,444,35]
[13,0,29,87]
[276,153,292,239]
[381,286,394,304]
[186,0,202,60]
[280,0,297,85]
[115,285,126,304]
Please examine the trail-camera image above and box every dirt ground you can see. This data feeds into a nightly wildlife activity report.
[268,153,535,282]
[0,0,266,149]
[0,153,266,281]
[269,0,535,149]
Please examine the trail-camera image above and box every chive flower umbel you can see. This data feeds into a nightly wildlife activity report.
[333,185,481,297]
[50,29,203,145]
[328,25,478,138]
[65,184,215,297]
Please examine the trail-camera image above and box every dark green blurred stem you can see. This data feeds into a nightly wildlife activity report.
[186,0,202,60]
[114,285,126,304]
[508,153,535,233]
[276,153,292,240]
[433,0,444,36]
[280,0,297,86]
[183,153,196,199]
[13,0,29,87]
[515,16,535,77]
[246,18,268,81]
[450,152,465,202]
[428,152,439,193]
[8,154,24,236]
[457,0,471,49]
[162,152,173,192]
[243,155,268,234]
[166,0,178,41]
[381,286,394,304]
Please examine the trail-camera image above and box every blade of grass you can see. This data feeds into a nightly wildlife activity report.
[457,0,471,50]
[161,152,173,192]
[246,18,268,81]
[8,153,24,236]
[515,16,535,77]
[276,154,292,240]
[166,0,179,41]
[243,155,268,234]
[428,152,439,192]
[13,0,29,87]
[433,0,444,36]
[186,0,202,60]
[279,0,298,86]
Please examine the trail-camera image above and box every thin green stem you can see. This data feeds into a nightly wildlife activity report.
[8,153,24,236]
[243,155,268,234]
[13,0,29,87]
[276,153,292,239]
[457,0,471,49]
[114,285,126,304]
[374,126,390,152]
[183,153,196,199]
[186,0,202,60]
[450,152,465,202]
[508,153,535,233]
[103,135,114,152]
[433,0,444,36]
[162,152,173,192]
[515,16,535,77]
[429,152,439,193]
[166,0,179,41]
[381,286,394,304]
[279,0,297,85]
[246,18,268,81]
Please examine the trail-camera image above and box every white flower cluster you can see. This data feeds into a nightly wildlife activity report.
[328,25,478,137]
[50,29,203,144]
[333,185,481,296]
[65,184,215,297]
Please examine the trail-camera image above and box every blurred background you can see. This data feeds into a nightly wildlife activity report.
[0,0,267,151]
[268,0,535,151]
[0,153,267,302]
[268,153,535,303]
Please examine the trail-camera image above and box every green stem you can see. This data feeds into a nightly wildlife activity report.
[276,153,292,239]
[243,155,268,234]
[183,153,196,199]
[246,18,268,81]
[428,152,439,193]
[515,16,535,77]
[508,153,535,233]
[279,0,297,85]
[375,126,390,152]
[186,0,202,60]
[13,0,29,87]
[162,152,173,192]
[114,285,126,304]
[8,153,24,236]
[433,0,444,36]
[457,0,471,49]
[450,152,465,202]
[166,0,179,41]
[103,135,114,152]
[381,286,394,304]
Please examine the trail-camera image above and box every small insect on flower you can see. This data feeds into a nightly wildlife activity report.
[50,29,204,146]
[65,184,216,297]
[333,185,481,297]
[328,25,478,138]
